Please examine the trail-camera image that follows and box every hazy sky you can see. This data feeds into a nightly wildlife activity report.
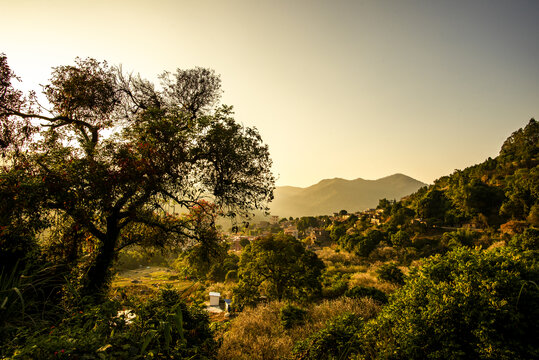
[2,0,538,187]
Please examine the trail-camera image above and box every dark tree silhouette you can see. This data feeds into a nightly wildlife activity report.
[0,55,274,297]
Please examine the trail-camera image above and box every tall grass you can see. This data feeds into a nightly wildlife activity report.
[217,297,381,360]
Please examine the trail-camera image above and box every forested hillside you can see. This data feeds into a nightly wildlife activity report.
[397,118,538,229]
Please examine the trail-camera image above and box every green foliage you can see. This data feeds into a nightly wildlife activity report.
[416,189,451,225]
[0,55,275,298]
[115,247,170,271]
[388,206,415,227]
[376,263,405,285]
[292,314,364,360]
[499,118,538,165]
[440,229,480,249]
[207,253,239,282]
[234,234,325,306]
[338,229,385,257]
[297,216,319,233]
[356,230,385,257]
[239,238,250,248]
[345,286,388,304]
[329,224,346,243]
[508,227,539,251]
[2,288,217,359]
[280,304,307,329]
[389,229,411,248]
[225,269,238,283]
[321,271,349,299]
[363,247,539,359]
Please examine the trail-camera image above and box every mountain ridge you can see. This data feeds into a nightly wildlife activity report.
[270,173,427,218]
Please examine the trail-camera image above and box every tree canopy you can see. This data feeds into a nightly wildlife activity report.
[0,55,274,297]
[363,247,539,359]
[234,234,325,306]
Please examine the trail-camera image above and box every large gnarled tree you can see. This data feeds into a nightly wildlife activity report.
[0,55,274,296]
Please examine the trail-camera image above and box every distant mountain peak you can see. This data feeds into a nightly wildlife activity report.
[270,173,426,217]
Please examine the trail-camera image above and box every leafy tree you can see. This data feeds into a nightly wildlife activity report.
[377,198,394,214]
[338,233,361,252]
[390,229,411,248]
[499,118,538,165]
[388,206,415,227]
[416,189,451,225]
[463,180,505,222]
[355,229,384,257]
[363,247,539,359]
[0,56,274,297]
[500,167,539,221]
[376,262,405,285]
[329,223,346,243]
[234,234,325,306]
[297,216,319,233]
[207,252,239,282]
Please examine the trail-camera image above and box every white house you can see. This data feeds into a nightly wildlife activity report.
[209,292,220,306]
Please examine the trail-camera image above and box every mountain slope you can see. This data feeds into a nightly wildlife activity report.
[270,173,426,217]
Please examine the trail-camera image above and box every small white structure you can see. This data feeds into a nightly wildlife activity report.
[209,292,221,306]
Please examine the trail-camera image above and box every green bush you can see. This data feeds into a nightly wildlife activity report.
[2,288,217,359]
[376,262,405,285]
[321,270,349,299]
[345,286,388,304]
[362,247,539,359]
[292,314,364,360]
[440,229,480,248]
[509,227,539,250]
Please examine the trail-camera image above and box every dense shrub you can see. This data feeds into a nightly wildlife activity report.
[362,247,539,359]
[508,227,539,250]
[2,288,217,359]
[292,314,364,360]
[345,286,388,304]
[389,229,411,248]
[375,262,405,285]
[440,229,480,248]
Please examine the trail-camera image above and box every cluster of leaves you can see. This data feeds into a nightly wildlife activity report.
[291,314,364,360]
[375,263,405,285]
[2,288,217,359]
[233,234,325,307]
[361,247,539,359]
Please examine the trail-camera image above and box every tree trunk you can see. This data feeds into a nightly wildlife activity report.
[81,216,119,299]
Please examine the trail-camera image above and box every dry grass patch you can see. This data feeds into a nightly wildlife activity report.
[348,269,399,294]
[316,247,364,266]
[217,297,381,360]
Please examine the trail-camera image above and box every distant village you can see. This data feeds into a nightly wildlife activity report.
[223,208,386,251]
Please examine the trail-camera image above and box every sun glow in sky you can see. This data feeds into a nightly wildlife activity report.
[2,0,538,187]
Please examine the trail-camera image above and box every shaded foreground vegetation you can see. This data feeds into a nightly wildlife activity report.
[1,53,538,359]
